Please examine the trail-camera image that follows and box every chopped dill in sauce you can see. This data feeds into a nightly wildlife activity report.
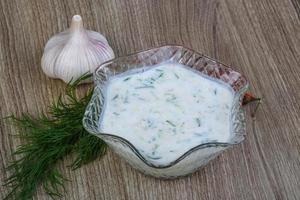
[100,62,234,165]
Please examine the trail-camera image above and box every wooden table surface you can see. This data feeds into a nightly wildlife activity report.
[1,0,300,199]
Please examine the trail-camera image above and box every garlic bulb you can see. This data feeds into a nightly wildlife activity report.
[41,15,115,83]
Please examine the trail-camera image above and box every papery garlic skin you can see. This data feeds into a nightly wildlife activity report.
[41,15,115,83]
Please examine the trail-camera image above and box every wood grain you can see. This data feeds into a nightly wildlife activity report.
[0,0,300,199]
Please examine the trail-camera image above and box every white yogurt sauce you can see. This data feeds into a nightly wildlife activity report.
[99,62,235,165]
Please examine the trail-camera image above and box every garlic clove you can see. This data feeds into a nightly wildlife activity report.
[41,15,115,83]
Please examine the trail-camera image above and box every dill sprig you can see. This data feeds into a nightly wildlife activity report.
[3,74,107,200]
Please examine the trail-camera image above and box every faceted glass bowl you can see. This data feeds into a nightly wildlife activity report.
[83,45,248,178]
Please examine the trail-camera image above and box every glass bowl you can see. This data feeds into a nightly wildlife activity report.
[83,45,248,178]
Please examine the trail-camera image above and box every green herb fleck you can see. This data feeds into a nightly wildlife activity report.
[166,93,176,101]
[123,96,129,103]
[158,73,164,78]
[123,77,131,81]
[135,85,155,89]
[166,120,176,127]
[112,94,119,100]
[146,119,154,127]
[196,118,201,127]
[214,89,217,95]
[194,133,203,137]
[174,73,179,79]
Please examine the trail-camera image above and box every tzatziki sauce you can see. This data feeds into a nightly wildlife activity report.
[99,62,235,165]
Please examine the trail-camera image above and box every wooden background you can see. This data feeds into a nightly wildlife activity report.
[0,0,300,199]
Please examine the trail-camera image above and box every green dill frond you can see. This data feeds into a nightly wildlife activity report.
[3,73,107,200]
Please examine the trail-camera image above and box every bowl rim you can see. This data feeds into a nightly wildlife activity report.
[83,44,249,169]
